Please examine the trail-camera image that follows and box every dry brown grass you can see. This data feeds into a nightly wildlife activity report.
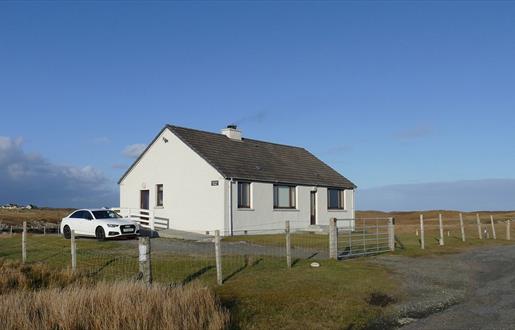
[0,208,73,225]
[0,260,83,294]
[0,262,229,330]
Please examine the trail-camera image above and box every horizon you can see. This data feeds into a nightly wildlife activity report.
[1,1,515,210]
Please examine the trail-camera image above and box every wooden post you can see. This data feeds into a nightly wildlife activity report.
[419,214,425,249]
[57,222,60,236]
[215,230,223,285]
[43,225,46,236]
[285,221,291,269]
[329,218,338,259]
[438,214,444,246]
[388,217,395,251]
[490,216,496,240]
[22,221,27,263]
[507,220,511,241]
[476,214,483,240]
[71,230,77,272]
[138,236,152,286]
[459,213,466,242]
[10,225,13,237]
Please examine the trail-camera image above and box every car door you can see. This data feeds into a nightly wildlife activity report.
[78,210,95,236]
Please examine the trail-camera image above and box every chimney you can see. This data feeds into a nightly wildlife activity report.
[221,124,242,141]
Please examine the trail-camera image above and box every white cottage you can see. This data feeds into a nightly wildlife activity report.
[118,125,356,235]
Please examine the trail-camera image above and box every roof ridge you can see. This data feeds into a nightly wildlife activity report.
[167,124,305,150]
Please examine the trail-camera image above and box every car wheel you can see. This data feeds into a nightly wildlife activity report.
[95,226,106,241]
[63,225,71,239]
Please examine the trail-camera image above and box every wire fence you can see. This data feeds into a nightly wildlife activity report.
[1,214,514,285]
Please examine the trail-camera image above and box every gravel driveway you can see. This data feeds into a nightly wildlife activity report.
[373,245,515,329]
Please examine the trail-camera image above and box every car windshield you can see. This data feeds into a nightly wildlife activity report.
[92,210,122,220]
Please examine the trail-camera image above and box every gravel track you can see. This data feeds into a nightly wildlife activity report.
[373,245,515,329]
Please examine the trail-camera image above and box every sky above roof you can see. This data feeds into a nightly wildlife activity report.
[1,1,515,210]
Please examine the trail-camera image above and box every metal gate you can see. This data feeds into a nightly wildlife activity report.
[335,218,392,259]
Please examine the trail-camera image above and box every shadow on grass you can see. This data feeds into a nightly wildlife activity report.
[223,256,263,283]
[182,265,215,285]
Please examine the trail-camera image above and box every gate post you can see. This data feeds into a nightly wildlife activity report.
[329,218,338,260]
[388,217,395,251]
[215,230,223,285]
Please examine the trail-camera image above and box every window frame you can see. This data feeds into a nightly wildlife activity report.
[327,188,345,210]
[156,184,164,207]
[273,185,297,209]
[237,181,251,209]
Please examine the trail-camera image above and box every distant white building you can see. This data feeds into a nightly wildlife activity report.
[118,125,356,235]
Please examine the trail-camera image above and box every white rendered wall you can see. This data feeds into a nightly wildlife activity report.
[230,181,355,233]
[119,128,226,233]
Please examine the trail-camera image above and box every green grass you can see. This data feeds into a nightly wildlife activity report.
[2,229,514,329]
[0,234,398,329]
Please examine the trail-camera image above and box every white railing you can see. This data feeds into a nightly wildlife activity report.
[111,208,170,231]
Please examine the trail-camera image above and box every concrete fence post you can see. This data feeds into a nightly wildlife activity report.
[507,220,511,241]
[438,214,445,246]
[388,217,395,251]
[459,213,466,242]
[57,222,61,236]
[22,221,27,263]
[71,230,77,272]
[138,236,152,286]
[285,221,291,269]
[43,225,46,236]
[215,230,223,285]
[420,214,425,249]
[490,216,496,240]
[10,225,13,237]
[329,218,338,259]
[476,214,483,240]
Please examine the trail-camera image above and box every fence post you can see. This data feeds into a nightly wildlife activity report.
[43,225,46,236]
[285,221,291,269]
[388,217,395,251]
[71,230,77,272]
[476,214,483,240]
[57,222,60,236]
[419,214,425,249]
[507,220,511,241]
[459,213,466,242]
[138,236,152,286]
[10,225,13,237]
[329,218,338,259]
[22,221,27,263]
[215,230,223,285]
[149,210,155,231]
[490,216,496,240]
[438,214,444,246]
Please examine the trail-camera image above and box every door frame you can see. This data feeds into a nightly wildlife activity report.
[310,191,317,225]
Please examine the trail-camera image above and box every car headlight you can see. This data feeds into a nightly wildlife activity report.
[107,224,119,228]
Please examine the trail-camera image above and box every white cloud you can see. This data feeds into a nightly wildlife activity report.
[0,137,117,208]
[122,144,146,158]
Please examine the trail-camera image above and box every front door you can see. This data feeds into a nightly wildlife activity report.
[310,191,317,225]
[140,190,150,210]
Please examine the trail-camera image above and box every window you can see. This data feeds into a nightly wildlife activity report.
[238,182,251,208]
[92,210,122,219]
[156,184,164,207]
[70,211,83,219]
[274,185,296,209]
[328,189,345,210]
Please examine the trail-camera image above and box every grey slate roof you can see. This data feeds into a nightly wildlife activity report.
[119,125,356,189]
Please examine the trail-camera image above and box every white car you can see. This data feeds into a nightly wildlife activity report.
[61,209,140,240]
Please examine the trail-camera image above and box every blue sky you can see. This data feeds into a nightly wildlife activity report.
[1,1,515,210]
